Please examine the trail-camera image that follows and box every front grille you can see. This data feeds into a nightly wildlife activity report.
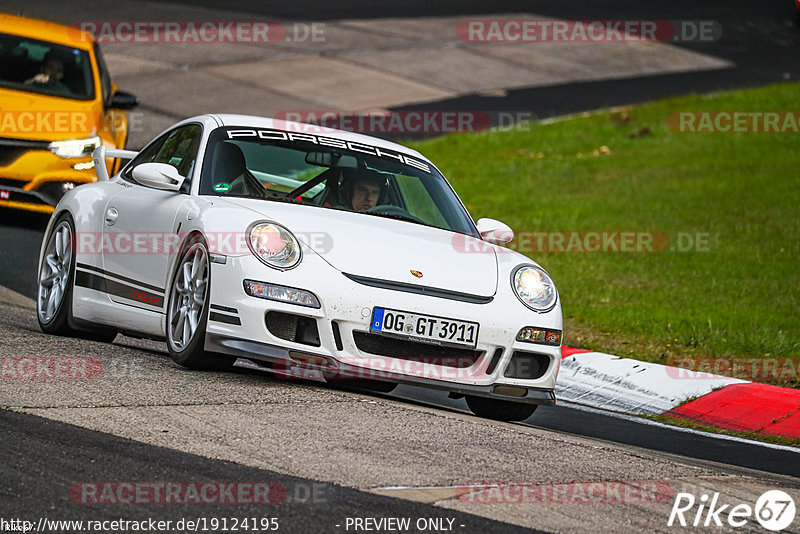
[503,351,550,380]
[353,331,482,368]
[0,177,26,188]
[0,147,27,167]
[265,311,320,347]
[0,137,48,167]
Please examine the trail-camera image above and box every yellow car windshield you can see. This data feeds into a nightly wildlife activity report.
[0,32,94,100]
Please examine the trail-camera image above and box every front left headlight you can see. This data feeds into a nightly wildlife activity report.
[247,222,301,270]
[48,135,101,159]
[512,264,558,312]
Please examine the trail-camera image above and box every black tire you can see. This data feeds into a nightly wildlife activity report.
[166,237,235,371]
[37,213,117,342]
[334,379,398,394]
[465,395,537,422]
[37,214,78,336]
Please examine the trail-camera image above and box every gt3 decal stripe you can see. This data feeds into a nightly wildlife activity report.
[76,263,164,294]
[210,312,241,326]
[75,270,164,308]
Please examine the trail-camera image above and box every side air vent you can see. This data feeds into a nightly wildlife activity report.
[265,311,320,347]
[503,351,550,380]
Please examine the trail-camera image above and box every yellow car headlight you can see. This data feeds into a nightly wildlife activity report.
[48,135,101,159]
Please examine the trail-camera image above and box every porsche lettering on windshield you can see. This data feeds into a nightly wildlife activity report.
[226,128,432,173]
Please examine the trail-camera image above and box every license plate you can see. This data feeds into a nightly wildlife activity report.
[370,307,479,348]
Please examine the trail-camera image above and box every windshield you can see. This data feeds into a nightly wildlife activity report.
[0,33,95,100]
[199,127,479,237]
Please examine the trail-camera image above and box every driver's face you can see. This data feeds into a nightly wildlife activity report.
[351,181,380,212]
[43,58,64,81]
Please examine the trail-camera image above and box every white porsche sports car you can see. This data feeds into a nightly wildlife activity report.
[36,114,562,421]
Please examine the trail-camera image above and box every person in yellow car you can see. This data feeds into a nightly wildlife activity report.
[24,52,70,95]
[0,14,138,213]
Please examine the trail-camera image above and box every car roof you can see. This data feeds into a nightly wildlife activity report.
[208,113,430,162]
[0,14,94,50]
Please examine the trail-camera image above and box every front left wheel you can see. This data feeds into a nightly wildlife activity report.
[167,238,234,371]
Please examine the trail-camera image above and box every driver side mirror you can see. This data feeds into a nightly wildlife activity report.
[131,163,185,192]
[476,218,514,245]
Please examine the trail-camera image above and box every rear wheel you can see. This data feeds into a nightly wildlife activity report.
[37,215,117,342]
[167,239,235,371]
[37,216,76,336]
[465,395,537,422]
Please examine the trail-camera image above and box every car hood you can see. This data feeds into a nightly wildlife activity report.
[217,197,498,297]
[0,87,101,141]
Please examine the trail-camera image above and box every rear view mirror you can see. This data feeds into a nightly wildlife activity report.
[476,218,514,245]
[131,163,184,192]
[305,151,357,168]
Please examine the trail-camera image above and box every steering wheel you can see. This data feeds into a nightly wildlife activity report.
[366,204,425,224]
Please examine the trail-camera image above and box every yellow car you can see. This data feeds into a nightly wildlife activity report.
[0,14,138,213]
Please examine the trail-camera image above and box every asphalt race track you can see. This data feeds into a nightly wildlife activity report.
[1,301,799,532]
[1,1,799,532]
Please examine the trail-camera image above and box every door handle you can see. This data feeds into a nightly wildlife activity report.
[105,207,119,226]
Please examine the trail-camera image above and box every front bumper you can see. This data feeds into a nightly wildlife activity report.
[205,333,556,405]
[206,249,562,405]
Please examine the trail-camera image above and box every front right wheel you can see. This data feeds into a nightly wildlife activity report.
[465,395,537,422]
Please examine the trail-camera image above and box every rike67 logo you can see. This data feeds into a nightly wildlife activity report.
[668,490,796,531]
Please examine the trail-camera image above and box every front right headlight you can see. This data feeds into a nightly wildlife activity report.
[512,265,558,312]
[247,222,301,270]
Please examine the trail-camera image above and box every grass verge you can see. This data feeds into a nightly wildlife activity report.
[406,82,800,386]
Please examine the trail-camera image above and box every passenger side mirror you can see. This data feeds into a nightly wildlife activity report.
[131,163,185,192]
[108,90,139,109]
[476,218,514,245]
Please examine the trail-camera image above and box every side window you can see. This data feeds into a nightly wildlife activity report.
[123,124,202,187]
